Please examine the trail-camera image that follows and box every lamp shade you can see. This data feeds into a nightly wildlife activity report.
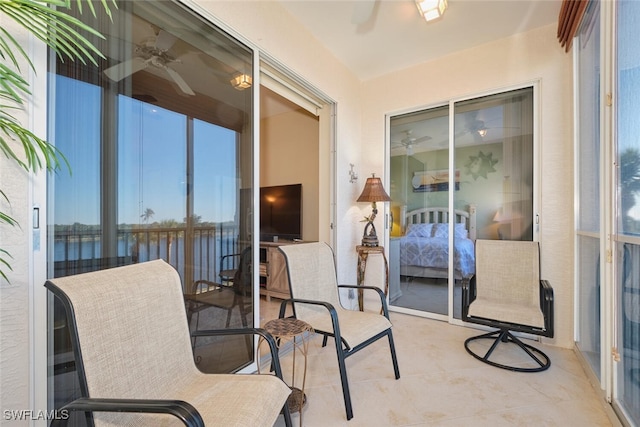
[357,175,391,203]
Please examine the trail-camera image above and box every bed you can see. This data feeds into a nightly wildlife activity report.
[400,205,477,280]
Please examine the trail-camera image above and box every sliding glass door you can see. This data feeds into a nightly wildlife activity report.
[47,0,254,420]
[388,87,535,319]
[575,0,601,381]
[615,1,640,422]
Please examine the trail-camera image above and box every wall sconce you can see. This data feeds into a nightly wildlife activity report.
[230,73,252,90]
[357,174,391,246]
[349,163,358,183]
[415,0,447,22]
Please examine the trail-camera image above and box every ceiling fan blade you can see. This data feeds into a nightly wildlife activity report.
[413,135,432,144]
[164,66,195,96]
[351,0,376,25]
[104,57,148,82]
[155,30,178,51]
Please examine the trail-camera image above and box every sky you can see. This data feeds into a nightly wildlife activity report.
[53,75,239,226]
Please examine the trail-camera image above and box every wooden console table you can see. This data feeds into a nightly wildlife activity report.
[355,245,389,311]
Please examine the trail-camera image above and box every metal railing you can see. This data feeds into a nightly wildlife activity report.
[52,224,241,286]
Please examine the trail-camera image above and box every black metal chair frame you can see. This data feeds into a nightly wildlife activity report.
[279,284,400,420]
[46,280,292,427]
[462,274,554,373]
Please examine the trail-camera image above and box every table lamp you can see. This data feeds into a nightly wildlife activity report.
[357,174,391,246]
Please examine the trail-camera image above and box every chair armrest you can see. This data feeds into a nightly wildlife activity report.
[338,284,390,319]
[278,298,336,319]
[277,298,350,349]
[50,397,204,427]
[190,328,286,381]
[539,280,554,337]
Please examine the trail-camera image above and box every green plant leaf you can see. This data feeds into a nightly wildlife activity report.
[0,190,19,228]
[0,248,14,282]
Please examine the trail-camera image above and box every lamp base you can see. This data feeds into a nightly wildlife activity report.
[361,221,379,246]
[361,235,379,247]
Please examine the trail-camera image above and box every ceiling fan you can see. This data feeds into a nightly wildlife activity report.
[103,26,195,96]
[392,130,432,155]
[351,0,378,25]
[455,111,521,143]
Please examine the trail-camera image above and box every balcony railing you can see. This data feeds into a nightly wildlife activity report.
[52,224,241,288]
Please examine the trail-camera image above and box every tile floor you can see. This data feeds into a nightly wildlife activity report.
[260,299,615,427]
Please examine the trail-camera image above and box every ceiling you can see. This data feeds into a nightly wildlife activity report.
[278,0,562,80]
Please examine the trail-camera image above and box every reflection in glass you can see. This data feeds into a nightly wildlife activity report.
[47,0,254,419]
[390,105,450,316]
[389,88,534,319]
[616,1,640,423]
[575,0,601,381]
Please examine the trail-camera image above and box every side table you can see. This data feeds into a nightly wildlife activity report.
[356,245,389,312]
[261,318,313,426]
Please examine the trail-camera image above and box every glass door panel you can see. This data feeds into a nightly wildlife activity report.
[616,2,640,422]
[575,0,602,379]
[453,87,534,319]
[47,0,254,419]
[390,88,535,319]
[390,106,450,316]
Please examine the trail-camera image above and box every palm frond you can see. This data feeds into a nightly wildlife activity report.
[0,27,32,71]
[0,110,69,173]
[0,190,19,228]
[0,1,108,68]
[0,249,14,282]
[0,63,31,105]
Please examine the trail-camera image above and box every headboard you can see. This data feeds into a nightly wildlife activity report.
[404,204,477,240]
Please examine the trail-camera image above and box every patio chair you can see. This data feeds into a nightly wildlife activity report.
[45,259,292,427]
[462,239,554,372]
[278,242,400,420]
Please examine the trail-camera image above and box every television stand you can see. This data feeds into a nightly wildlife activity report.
[259,241,297,301]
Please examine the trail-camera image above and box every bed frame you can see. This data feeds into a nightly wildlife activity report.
[401,204,477,280]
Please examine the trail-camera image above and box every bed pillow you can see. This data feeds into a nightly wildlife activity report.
[432,223,448,238]
[455,223,469,239]
[405,223,433,238]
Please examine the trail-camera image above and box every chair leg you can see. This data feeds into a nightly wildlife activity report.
[281,399,293,427]
[334,342,353,420]
[464,329,551,372]
[387,330,401,380]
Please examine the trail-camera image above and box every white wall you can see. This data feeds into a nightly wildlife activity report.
[361,24,574,347]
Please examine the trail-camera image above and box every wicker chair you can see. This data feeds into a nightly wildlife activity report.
[278,242,400,420]
[45,259,292,427]
[462,239,554,372]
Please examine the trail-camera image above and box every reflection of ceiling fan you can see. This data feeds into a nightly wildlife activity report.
[456,111,521,142]
[352,0,377,24]
[104,26,195,96]
[392,130,431,155]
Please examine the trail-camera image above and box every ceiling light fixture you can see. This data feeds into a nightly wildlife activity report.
[230,73,252,90]
[415,0,447,22]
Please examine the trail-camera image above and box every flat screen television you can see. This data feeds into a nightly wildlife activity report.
[260,184,302,241]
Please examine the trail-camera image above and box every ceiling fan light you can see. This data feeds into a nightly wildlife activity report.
[416,0,447,22]
[230,73,252,90]
[478,128,488,137]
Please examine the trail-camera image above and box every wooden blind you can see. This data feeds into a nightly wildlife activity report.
[557,0,589,52]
